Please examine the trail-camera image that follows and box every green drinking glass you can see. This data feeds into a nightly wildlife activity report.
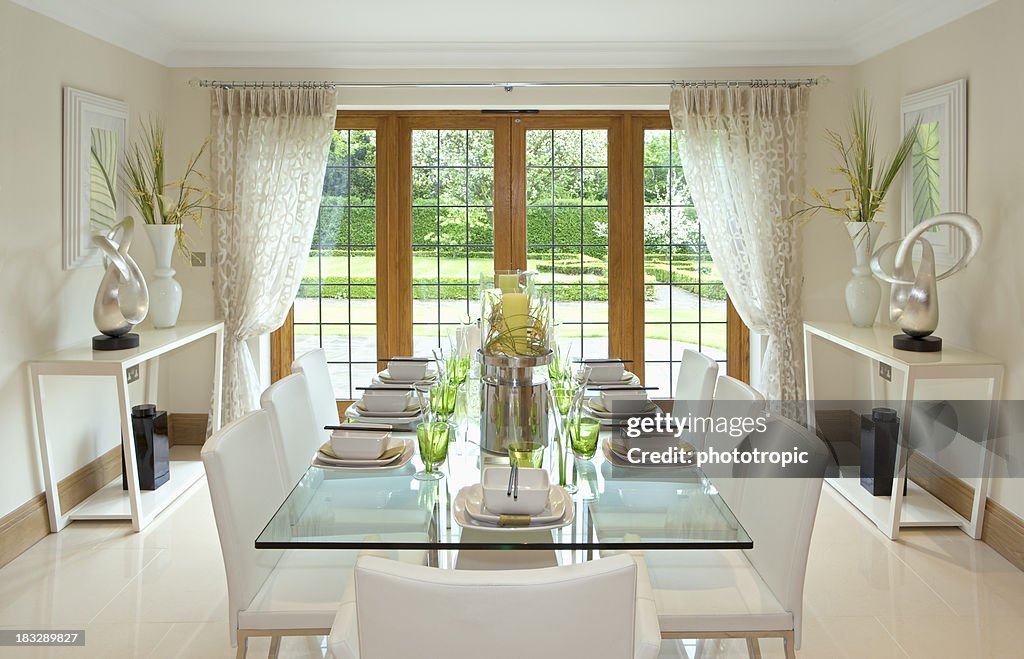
[416,421,453,481]
[507,442,546,469]
[551,385,574,417]
[429,380,458,420]
[567,416,601,460]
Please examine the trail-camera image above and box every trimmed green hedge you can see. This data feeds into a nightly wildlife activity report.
[645,260,726,301]
[298,276,611,302]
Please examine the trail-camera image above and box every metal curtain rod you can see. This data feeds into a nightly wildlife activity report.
[189,77,824,92]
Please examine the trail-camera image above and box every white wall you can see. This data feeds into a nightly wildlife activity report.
[848,0,1024,517]
[0,0,171,517]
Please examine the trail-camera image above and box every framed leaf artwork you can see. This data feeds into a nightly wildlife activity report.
[900,79,967,267]
[62,87,129,269]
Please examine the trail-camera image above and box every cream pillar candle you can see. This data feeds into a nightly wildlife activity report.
[501,293,530,349]
[497,273,520,293]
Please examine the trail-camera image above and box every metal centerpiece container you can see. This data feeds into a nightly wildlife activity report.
[478,270,552,455]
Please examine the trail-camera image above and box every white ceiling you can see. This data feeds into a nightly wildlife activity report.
[14,0,994,68]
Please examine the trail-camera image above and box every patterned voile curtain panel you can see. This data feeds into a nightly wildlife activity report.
[209,87,338,426]
[670,85,810,409]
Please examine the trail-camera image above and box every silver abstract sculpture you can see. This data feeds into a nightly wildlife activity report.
[870,212,982,352]
[92,217,149,350]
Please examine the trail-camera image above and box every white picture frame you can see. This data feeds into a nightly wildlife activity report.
[62,87,129,269]
[900,79,967,267]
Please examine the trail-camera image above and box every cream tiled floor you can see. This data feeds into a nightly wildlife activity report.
[0,481,1022,658]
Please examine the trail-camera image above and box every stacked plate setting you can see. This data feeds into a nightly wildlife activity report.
[575,359,640,386]
[452,468,575,531]
[313,428,414,471]
[346,357,433,429]
[583,387,659,427]
[602,432,696,469]
[372,357,437,386]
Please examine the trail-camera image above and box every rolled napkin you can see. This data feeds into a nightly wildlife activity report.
[498,514,533,527]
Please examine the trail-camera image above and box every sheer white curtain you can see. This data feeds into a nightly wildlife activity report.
[670,85,809,406]
[210,87,337,425]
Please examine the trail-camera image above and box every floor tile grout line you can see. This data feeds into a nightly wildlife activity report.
[870,614,914,658]
[86,546,167,626]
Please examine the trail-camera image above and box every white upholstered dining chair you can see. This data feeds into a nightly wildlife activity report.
[671,349,720,450]
[260,372,323,487]
[292,348,340,432]
[201,409,355,658]
[642,415,828,659]
[326,553,662,659]
[700,375,767,507]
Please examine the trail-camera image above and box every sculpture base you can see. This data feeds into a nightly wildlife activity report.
[93,333,140,351]
[893,334,942,353]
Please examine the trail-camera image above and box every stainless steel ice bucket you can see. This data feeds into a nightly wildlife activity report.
[479,350,552,455]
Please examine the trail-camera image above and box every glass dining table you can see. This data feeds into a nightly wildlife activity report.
[256,426,753,559]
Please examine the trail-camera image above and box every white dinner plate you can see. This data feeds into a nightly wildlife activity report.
[344,406,421,429]
[453,485,574,531]
[312,439,415,471]
[375,368,437,385]
[584,397,659,419]
[578,370,639,385]
[353,400,424,418]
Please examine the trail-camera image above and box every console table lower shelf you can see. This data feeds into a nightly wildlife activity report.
[64,447,204,522]
[826,474,963,530]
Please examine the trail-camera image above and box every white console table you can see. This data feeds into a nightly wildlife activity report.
[803,321,1002,540]
[29,321,224,532]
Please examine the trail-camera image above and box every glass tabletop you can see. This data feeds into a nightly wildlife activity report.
[256,429,752,551]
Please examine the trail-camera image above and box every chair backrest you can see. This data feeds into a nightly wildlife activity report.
[353,554,639,659]
[672,349,719,447]
[732,415,828,647]
[201,410,286,642]
[702,375,767,504]
[260,372,322,487]
[292,348,340,431]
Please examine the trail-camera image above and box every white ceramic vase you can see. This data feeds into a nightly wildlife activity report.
[844,221,883,328]
[144,224,183,328]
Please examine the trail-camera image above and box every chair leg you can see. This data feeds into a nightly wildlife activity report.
[235,632,247,659]
[782,631,797,659]
[268,635,282,659]
[746,637,762,659]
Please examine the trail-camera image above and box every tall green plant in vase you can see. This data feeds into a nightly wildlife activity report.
[123,119,221,328]
[791,93,919,327]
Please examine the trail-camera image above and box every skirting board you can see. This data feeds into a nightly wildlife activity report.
[816,409,1024,572]
[167,413,209,446]
[0,411,208,569]
[0,445,121,569]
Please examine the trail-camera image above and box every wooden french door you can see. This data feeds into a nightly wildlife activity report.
[272,110,747,403]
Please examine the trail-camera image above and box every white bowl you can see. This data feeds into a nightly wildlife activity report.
[481,467,550,515]
[583,361,625,382]
[330,430,391,460]
[600,390,650,414]
[361,389,412,413]
[387,359,428,381]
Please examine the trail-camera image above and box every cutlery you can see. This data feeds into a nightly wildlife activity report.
[586,385,657,391]
[356,386,414,391]
[325,423,394,432]
[506,463,515,497]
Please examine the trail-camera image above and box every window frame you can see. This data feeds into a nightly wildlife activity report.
[271,110,748,409]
